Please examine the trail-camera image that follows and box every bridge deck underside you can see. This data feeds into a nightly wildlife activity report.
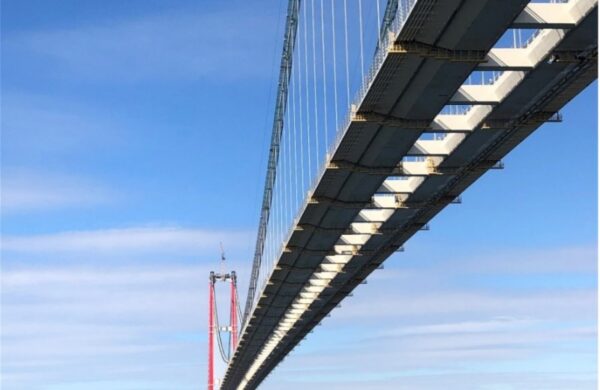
[223,0,597,388]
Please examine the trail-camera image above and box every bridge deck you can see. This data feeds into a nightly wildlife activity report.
[222,0,597,388]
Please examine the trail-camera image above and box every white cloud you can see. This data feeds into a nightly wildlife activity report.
[1,238,595,389]
[449,245,597,274]
[371,245,597,282]
[3,266,206,288]
[333,289,596,322]
[1,226,252,254]
[380,317,540,336]
[1,168,118,213]
[263,310,596,389]
[257,245,597,389]
[1,93,124,159]
[1,263,240,389]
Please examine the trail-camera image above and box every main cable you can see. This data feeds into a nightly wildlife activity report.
[213,284,230,363]
[243,0,301,325]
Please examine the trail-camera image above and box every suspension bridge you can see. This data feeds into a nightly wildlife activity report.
[208,0,598,388]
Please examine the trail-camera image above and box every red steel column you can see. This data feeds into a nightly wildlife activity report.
[208,272,215,390]
[230,271,238,352]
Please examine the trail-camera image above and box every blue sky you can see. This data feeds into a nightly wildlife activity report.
[1,1,597,389]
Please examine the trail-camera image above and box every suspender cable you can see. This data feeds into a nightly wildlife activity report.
[243,0,300,326]
[286,79,293,225]
[330,1,339,136]
[235,285,243,323]
[291,80,296,223]
[358,0,365,83]
[279,99,285,248]
[213,288,231,363]
[297,12,304,201]
[303,2,312,183]
[281,112,287,243]
[298,15,306,200]
[376,0,381,47]
[277,165,282,259]
[278,169,283,258]
[320,0,329,151]
[292,56,299,209]
[275,161,279,267]
[273,169,278,271]
[343,0,350,109]
[311,0,319,171]
[279,150,284,249]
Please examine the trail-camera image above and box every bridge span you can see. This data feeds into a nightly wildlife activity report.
[220,0,597,388]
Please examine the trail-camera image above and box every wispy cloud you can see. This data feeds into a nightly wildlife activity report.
[1,92,128,178]
[1,93,121,153]
[266,300,596,389]
[257,245,597,389]
[444,245,597,274]
[1,168,119,213]
[2,226,252,254]
[380,317,540,336]
[1,239,594,389]
[3,5,281,83]
[1,264,215,389]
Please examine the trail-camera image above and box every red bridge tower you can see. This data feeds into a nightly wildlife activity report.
[208,265,239,390]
